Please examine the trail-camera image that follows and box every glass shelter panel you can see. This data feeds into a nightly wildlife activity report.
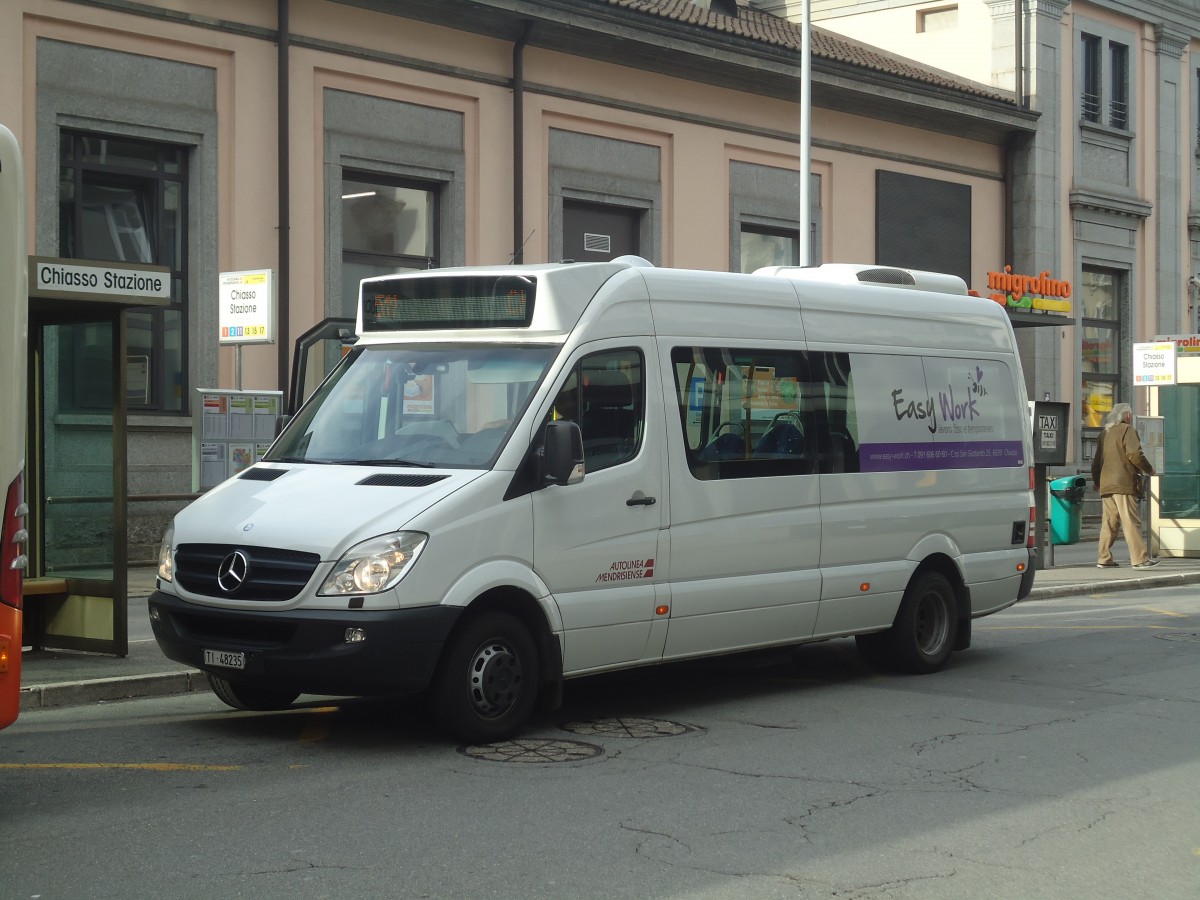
[1159,384,1200,518]
[39,323,115,579]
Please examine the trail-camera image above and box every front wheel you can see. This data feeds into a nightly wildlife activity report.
[432,611,539,744]
[208,674,300,711]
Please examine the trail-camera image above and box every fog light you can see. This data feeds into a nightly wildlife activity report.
[149,607,162,623]
[344,627,366,644]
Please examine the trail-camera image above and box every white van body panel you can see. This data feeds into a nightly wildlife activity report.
[646,270,823,658]
[171,464,481,585]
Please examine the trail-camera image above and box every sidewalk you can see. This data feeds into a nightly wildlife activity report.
[18,530,1200,712]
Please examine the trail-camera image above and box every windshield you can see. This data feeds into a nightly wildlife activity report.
[267,343,558,468]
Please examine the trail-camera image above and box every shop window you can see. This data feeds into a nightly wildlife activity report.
[1080,267,1123,430]
[58,132,187,413]
[341,171,439,315]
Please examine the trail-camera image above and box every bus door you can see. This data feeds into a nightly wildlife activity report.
[289,317,355,415]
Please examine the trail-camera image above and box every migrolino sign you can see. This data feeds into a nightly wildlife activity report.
[986,266,1071,316]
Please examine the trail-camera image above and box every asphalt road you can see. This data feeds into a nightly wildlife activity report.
[3,584,1198,899]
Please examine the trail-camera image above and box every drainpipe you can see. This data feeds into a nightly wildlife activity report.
[277,0,291,405]
[1014,0,1025,109]
[512,21,533,264]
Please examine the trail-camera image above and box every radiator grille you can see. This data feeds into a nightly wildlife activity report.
[174,543,321,601]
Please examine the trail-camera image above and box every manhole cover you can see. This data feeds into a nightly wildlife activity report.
[559,717,696,738]
[1154,632,1200,643]
[459,738,604,763]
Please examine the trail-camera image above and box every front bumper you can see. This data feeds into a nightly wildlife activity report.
[148,590,463,698]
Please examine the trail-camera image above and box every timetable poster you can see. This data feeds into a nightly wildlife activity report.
[194,389,283,490]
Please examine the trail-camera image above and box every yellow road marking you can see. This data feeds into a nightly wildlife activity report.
[0,763,242,771]
[978,625,1172,630]
[1146,607,1186,618]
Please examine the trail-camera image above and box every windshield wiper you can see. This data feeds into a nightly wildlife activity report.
[338,458,438,468]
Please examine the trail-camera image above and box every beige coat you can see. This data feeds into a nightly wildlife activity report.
[1092,422,1153,496]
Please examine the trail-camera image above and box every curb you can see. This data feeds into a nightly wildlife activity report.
[1026,570,1200,601]
[19,671,212,712]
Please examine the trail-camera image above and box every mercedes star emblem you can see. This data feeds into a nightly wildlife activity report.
[216,550,250,594]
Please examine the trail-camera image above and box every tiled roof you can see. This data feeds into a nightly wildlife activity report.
[600,0,1011,102]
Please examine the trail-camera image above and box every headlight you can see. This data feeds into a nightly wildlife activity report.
[157,525,175,583]
[319,532,427,596]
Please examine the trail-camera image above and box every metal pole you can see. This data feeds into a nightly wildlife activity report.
[799,0,812,266]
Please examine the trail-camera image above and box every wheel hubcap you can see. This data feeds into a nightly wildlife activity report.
[467,639,523,719]
[914,592,950,655]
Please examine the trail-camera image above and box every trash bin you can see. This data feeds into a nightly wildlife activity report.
[1049,475,1087,545]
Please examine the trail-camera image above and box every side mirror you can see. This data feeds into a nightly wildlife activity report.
[542,420,585,486]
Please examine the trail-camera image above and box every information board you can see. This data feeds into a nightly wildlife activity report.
[1132,341,1175,386]
[192,388,282,490]
[218,269,275,344]
[1135,415,1165,474]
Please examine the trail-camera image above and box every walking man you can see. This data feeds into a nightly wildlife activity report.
[1092,402,1158,568]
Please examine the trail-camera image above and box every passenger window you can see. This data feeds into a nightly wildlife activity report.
[548,349,643,473]
[670,346,860,479]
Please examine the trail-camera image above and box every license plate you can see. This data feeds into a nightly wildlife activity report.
[203,649,246,670]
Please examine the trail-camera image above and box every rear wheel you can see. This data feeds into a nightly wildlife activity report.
[208,674,299,711]
[432,611,539,744]
[855,571,958,673]
[889,571,958,673]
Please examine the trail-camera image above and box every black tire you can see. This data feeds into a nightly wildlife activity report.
[208,674,299,711]
[432,611,539,743]
[886,570,959,674]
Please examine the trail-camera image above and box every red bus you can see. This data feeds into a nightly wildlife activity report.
[0,123,28,730]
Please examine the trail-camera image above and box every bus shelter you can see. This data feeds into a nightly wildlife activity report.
[22,256,170,656]
[1151,349,1200,558]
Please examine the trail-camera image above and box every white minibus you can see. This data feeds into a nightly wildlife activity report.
[150,259,1036,742]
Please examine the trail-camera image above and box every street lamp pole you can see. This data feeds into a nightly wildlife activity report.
[799,0,812,266]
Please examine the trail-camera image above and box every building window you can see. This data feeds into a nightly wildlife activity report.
[1109,43,1129,130]
[740,226,799,273]
[1081,267,1123,430]
[58,132,188,413]
[341,171,438,314]
[917,6,958,34]
[1080,33,1129,130]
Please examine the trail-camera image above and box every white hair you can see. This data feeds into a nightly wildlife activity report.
[1105,402,1132,429]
